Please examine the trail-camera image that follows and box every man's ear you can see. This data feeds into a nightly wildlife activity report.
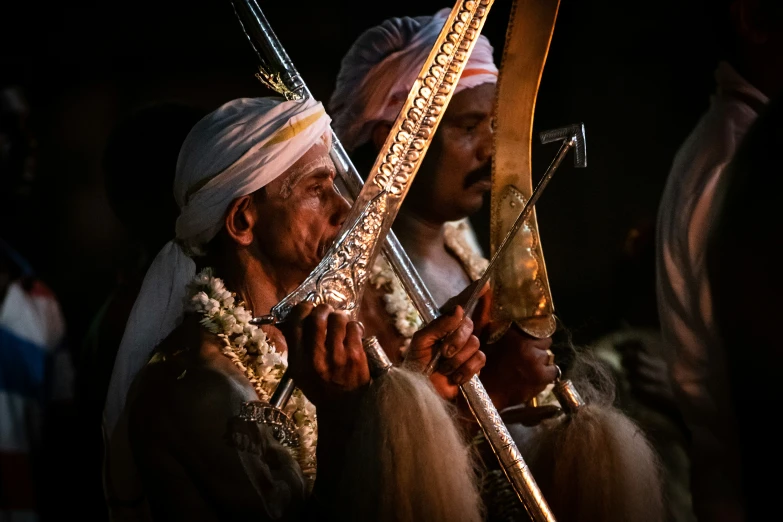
[224,195,256,247]
[371,122,393,152]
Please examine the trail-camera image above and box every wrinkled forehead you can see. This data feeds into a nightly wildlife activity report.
[274,134,336,196]
[446,83,496,118]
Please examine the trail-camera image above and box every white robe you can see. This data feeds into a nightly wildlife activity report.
[656,60,768,519]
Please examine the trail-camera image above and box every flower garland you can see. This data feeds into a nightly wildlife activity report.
[369,258,423,345]
[184,268,318,481]
[368,221,487,348]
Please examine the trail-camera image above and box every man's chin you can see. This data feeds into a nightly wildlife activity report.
[459,190,488,216]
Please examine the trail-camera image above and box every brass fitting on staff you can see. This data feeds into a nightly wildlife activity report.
[552,370,585,415]
[362,336,393,379]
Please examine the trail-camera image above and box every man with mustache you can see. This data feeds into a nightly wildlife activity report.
[330,9,558,411]
[102,97,486,521]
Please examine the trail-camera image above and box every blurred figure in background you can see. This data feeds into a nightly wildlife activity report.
[656,1,783,519]
[1,84,76,521]
[76,101,206,520]
[593,220,695,522]
[707,94,782,522]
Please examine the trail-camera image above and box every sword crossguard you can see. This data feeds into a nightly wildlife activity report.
[540,123,587,168]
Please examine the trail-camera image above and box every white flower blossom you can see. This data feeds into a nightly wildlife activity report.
[195,291,210,307]
[208,277,225,294]
[222,313,237,329]
[206,298,221,315]
[232,306,252,324]
[261,352,283,368]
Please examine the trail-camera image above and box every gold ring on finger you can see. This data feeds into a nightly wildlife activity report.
[351,320,366,336]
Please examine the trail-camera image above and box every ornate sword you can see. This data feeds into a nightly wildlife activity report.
[231,1,557,519]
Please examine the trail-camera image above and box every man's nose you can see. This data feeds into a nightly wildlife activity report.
[330,191,351,228]
[476,119,493,161]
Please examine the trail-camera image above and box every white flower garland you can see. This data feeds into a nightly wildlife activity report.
[369,258,423,345]
[368,221,487,347]
[184,268,318,481]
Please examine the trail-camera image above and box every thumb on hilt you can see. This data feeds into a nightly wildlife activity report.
[403,306,465,375]
[416,306,465,347]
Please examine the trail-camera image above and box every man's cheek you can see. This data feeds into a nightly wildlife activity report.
[290,217,321,257]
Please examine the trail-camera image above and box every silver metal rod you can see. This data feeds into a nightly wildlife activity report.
[461,375,554,521]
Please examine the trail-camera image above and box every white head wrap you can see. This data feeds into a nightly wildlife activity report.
[103,96,331,434]
[329,8,498,152]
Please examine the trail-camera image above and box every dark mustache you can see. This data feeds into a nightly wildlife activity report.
[463,162,492,188]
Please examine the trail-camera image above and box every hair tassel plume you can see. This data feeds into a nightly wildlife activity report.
[519,353,665,522]
[337,348,483,522]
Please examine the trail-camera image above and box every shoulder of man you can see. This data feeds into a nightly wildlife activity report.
[132,349,258,427]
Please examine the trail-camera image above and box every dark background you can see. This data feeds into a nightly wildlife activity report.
[1,0,720,347]
[1,0,722,517]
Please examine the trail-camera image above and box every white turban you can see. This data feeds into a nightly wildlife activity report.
[103,96,331,435]
[329,7,498,152]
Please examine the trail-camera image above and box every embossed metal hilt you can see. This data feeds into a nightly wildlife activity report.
[269,189,391,322]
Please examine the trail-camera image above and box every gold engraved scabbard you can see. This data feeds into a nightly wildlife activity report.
[490,0,561,340]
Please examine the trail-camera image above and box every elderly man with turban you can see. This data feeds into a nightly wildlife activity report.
[330,8,558,416]
[102,96,487,521]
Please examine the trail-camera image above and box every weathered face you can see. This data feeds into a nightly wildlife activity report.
[254,140,350,278]
[404,83,495,223]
